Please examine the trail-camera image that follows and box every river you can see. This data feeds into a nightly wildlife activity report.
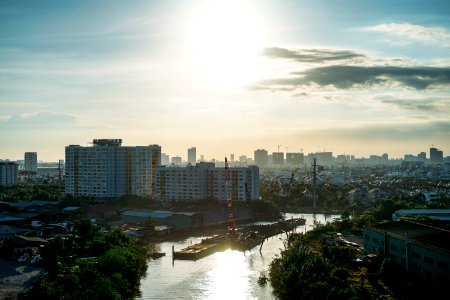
[138,213,339,300]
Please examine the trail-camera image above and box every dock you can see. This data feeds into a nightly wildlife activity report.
[173,217,305,260]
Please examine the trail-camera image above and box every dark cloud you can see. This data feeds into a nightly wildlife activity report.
[255,65,450,90]
[261,47,365,63]
[0,111,77,130]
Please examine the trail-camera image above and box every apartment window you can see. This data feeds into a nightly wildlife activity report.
[424,256,434,265]
[411,262,421,271]
[412,252,421,259]
[400,248,406,254]
[390,244,398,251]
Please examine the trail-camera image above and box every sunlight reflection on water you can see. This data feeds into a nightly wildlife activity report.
[138,213,338,300]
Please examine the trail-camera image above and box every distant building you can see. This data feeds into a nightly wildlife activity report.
[161,153,170,165]
[171,156,182,165]
[156,162,259,204]
[423,192,440,203]
[285,152,304,166]
[430,147,444,164]
[188,147,196,165]
[24,152,37,173]
[0,161,18,185]
[364,221,450,285]
[254,149,268,168]
[65,139,161,198]
[418,152,426,162]
[348,188,368,205]
[367,188,389,204]
[272,152,284,166]
[313,152,333,165]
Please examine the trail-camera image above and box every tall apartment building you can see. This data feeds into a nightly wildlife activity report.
[0,161,18,185]
[272,152,284,166]
[65,139,160,198]
[430,147,444,164]
[188,147,196,165]
[254,149,268,167]
[286,152,304,166]
[156,162,259,204]
[24,152,38,172]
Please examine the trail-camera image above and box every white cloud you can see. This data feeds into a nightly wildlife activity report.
[365,23,450,47]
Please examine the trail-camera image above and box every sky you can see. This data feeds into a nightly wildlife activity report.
[1,0,449,161]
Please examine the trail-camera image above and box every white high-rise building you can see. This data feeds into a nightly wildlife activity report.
[0,161,18,185]
[156,162,259,204]
[24,152,37,172]
[188,147,196,165]
[65,139,161,198]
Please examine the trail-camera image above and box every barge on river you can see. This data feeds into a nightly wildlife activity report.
[173,217,305,260]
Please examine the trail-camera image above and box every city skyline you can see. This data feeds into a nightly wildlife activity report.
[1,0,449,161]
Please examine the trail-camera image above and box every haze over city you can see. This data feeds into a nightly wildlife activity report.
[1,0,449,161]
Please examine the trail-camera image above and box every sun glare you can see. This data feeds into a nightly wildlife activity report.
[185,0,265,91]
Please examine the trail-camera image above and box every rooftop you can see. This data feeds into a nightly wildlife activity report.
[367,220,450,254]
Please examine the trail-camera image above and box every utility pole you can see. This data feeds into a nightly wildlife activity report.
[277,145,282,152]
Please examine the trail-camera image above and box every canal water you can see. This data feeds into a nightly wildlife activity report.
[138,213,339,300]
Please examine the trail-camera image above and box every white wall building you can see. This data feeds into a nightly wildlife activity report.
[65,139,160,198]
[156,162,259,204]
[24,152,37,172]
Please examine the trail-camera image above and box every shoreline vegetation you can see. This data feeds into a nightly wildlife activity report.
[20,220,152,300]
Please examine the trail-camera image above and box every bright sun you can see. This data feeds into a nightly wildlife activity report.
[185,0,265,91]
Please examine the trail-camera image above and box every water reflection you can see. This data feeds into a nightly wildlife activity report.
[138,213,339,300]
[206,250,252,300]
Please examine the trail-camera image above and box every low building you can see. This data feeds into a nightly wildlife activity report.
[367,188,389,204]
[392,209,450,221]
[423,192,440,203]
[348,188,368,205]
[11,235,48,257]
[363,221,450,285]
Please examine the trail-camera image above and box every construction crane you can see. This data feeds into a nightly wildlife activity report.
[225,157,236,234]
[277,145,282,152]
[312,158,317,209]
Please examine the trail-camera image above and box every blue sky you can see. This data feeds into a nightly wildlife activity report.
[1,0,449,161]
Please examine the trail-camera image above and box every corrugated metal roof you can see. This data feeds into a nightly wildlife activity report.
[121,210,197,219]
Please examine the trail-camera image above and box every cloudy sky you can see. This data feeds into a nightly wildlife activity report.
[1,0,449,161]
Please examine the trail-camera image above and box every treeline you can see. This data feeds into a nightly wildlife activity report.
[22,220,152,300]
[269,222,383,299]
[0,184,62,201]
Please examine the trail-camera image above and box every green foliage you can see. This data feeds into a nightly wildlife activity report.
[24,224,152,300]
[251,200,283,220]
[145,217,157,231]
[269,221,385,300]
[269,237,355,299]
[0,184,62,201]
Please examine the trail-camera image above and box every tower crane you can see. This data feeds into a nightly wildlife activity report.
[225,157,236,234]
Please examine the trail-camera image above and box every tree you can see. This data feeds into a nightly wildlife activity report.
[145,217,157,231]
